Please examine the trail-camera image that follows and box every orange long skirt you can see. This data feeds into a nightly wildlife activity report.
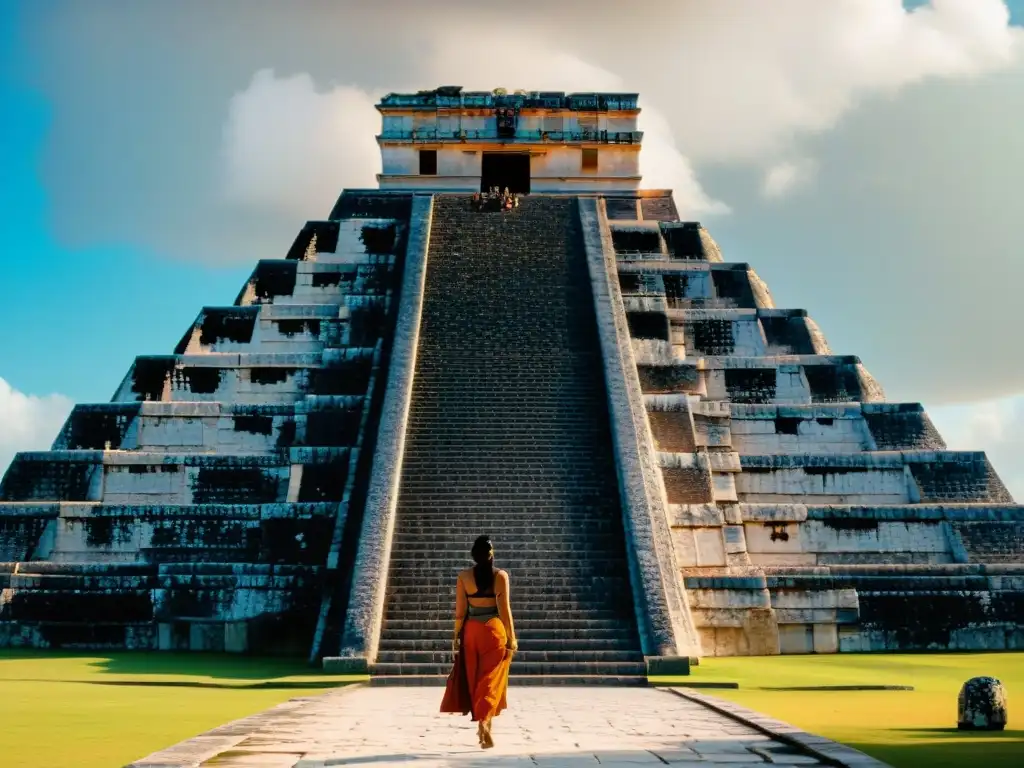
[462,618,512,721]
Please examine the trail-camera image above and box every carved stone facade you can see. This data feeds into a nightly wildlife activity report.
[598,198,1024,657]
[376,87,644,193]
[0,194,413,655]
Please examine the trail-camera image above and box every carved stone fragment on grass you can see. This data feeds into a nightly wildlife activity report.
[957,676,1008,731]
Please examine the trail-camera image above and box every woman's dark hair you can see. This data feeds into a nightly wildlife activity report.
[471,535,495,594]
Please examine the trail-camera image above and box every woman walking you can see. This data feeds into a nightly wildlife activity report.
[445,535,518,748]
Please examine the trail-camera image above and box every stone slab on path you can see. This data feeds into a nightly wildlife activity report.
[127,686,889,768]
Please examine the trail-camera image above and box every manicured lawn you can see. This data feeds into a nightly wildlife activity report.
[4,650,1021,767]
[655,652,1024,768]
[0,650,364,768]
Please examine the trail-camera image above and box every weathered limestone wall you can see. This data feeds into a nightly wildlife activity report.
[578,195,701,660]
[379,145,641,193]
[0,191,415,655]
[329,194,433,669]
[597,192,1024,658]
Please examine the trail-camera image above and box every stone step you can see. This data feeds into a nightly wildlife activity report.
[394,512,620,521]
[389,558,627,570]
[375,649,644,664]
[391,530,622,541]
[386,600,633,615]
[377,637,638,651]
[385,574,630,589]
[389,535,622,545]
[369,675,648,687]
[380,626,639,641]
[382,609,630,622]
[387,569,628,582]
[370,661,648,676]
[383,618,632,632]
[393,508,621,517]
[386,577,632,590]
[386,543,625,557]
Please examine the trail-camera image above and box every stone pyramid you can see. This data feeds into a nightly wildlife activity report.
[2,189,1022,677]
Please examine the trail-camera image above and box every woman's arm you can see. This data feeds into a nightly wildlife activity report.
[496,570,517,651]
[453,572,467,650]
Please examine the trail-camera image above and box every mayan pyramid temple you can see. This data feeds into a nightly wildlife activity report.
[2,86,1022,685]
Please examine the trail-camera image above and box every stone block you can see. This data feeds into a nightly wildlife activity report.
[743,608,780,655]
[157,622,175,651]
[323,656,370,674]
[958,677,1008,731]
[722,525,746,554]
[813,623,839,654]
[778,624,814,654]
[950,627,1007,652]
[646,655,691,676]
[191,622,226,652]
[693,528,726,566]
[224,622,249,653]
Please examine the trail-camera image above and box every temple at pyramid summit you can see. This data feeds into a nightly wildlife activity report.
[2,86,1023,683]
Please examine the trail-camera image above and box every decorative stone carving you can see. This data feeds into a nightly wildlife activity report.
[957,676,1008,731]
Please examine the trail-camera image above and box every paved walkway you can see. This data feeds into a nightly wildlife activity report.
[129,686,886,768]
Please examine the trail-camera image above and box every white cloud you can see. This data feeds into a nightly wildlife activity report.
[220,70,381,220]
[761,159,819,199]
[0,377,74,480]
[640,0,1021,164]
[928,393,1024,500]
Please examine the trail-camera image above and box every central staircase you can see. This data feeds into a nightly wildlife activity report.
[373,196,647,685]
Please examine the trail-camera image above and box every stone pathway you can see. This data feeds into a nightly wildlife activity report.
[129,686,887,768]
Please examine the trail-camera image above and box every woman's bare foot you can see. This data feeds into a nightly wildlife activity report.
[481,718,494,749]
[476,722,485,746]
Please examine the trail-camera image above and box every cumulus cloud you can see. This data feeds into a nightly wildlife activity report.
[761,159,819,199]
[642,0,1021,164]
[221,71,381,220]
[0,378,73,479]
[928,393,1024,500]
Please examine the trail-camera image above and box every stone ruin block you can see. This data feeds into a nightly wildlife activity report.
[286,220,341,260]
[175,307,260,354]
[723,368,778,404]
[687,318,738,356]
[637,363,700,394]
[0,456,100,502]
[611,226,663,259]
[661,222,722,262]
[328,191,412,221]
[728,405,870,455]
[54,404,142,451]
[952,521,1024,563]
[710,265,757,307]
[626,311,671,341]
[251,261,299,303]
[604,197,640,220]
[908,453,1012,504]
[640,196,679,222]
[958,676,1008,731]
[759,312,817,355]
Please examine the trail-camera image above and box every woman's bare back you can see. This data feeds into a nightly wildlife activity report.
[455,567,517,650]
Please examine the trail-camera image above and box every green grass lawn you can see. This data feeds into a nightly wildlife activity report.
[655,652,1024,768]
[3,650,1021,768]
[0,650,365,768]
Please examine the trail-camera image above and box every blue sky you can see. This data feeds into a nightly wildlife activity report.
[0,6,250,403]
[2,1,1024,495]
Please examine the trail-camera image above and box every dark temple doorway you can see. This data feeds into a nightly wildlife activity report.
[481,152,531,194]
